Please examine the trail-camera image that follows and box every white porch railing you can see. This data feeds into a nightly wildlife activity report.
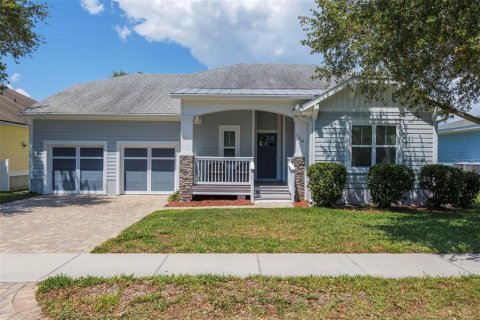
[287,157,295,202]
[194,156,254,185]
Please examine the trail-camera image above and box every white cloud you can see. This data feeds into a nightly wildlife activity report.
[81,0,104,15]
[14,88,31,98]
[9,72,21,83]
[114,0,317,68]
[114,25,132,42]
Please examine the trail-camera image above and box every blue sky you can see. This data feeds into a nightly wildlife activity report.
[6,0,316,101]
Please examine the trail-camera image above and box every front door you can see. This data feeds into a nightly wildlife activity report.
[257,133,277,179]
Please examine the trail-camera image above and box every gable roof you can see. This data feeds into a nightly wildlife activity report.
[439,117,480,134]
[24,64,329,115]
[0,89,36,125]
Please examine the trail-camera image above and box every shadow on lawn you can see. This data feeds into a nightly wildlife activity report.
[371,209,480,253]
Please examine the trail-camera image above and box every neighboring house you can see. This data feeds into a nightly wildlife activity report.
[438,118,480,171]
[23,64,437,204]
[0,89,36,191]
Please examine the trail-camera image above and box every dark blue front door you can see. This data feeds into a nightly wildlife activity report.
[257,133,277,179]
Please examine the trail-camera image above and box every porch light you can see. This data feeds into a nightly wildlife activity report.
[194,116,202,125]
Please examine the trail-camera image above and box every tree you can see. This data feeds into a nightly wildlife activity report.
[111,70,129,77]
[0,0,48,91]
[300,0,480,124]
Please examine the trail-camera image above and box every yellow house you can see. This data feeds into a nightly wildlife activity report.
[0,89,36,191]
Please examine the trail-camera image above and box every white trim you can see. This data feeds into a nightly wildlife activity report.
[117,141,180,195]
[25,114,180,121]
[282,115,286,181]
[251,111,255,157]
[44,140,108,195]
[219,125,240,157]
[432,122,438,164]
[28,118,33,192]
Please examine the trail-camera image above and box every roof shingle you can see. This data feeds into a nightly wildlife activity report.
[25,64,329,115]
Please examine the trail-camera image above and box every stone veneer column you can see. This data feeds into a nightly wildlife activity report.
[179,155,194,201]
[293,156,305,201]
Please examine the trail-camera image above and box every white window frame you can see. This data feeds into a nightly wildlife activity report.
[117,141,179,195]
[347,121,402,173]
[219,125,240,157]
[44,140,107,195]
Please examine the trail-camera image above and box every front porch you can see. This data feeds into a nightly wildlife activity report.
[190,156,294,201]
[178,109,310,203]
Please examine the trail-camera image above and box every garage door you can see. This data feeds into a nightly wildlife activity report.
[51,146,104,193]
[123,147,175,193]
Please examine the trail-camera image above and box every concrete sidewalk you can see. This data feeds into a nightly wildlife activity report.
[1,253,478,282]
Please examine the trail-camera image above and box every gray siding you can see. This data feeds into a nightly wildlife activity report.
[314,88,434,205]
[256,111,278,130]
[193,110,253,157]
[31,120,180,194]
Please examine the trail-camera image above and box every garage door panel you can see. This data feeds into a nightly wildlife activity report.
[52,158,76,191]
[80,159,103,191]
[124,159,148,191]
[151,159,175,191]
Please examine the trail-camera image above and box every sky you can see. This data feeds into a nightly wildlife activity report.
[6,0,318,101]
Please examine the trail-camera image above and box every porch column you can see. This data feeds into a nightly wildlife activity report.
[293,117,307,201]
[179,115,194,201]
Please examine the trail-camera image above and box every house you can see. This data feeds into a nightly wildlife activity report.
[23,64,437,204]
[438,118,480,172]
[0,89,36,191]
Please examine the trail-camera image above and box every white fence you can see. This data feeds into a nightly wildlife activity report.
[194,157,254,185]
[0,159,9,191]
[453,162,480,174]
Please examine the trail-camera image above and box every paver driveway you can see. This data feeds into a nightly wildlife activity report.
[0,195,167,253]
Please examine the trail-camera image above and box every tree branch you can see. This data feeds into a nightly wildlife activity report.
[424,97,480,124]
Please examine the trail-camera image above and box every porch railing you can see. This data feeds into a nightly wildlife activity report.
[194,156,254,185]
[287,157,295,202]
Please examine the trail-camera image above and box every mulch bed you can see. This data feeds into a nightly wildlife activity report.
[294,200,310,208]
[165,199,253,207]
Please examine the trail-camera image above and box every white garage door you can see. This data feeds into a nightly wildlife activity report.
[123,147,175,193]
[51,146,104,193]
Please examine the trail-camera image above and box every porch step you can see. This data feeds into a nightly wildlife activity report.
[254,184,291,201]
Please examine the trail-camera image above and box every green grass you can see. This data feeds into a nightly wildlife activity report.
[0,189,37,204]
[93,206,480,254]
[36,274,480,319]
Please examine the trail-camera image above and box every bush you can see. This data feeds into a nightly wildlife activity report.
[367,163,415,207]
[307,162,347,207]
[168,190,180,202]
[456,171,480,208]
[419,164,464,208]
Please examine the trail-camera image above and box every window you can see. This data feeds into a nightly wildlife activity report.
[51,146,104,193]
[351,124,397,167]
[219,125,240,157]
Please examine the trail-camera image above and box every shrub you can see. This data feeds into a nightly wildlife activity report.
[367,163,415,207]
[168,190,180,202]
[419,164,464,208]
[307,162,347,207]
[455,171,480,208]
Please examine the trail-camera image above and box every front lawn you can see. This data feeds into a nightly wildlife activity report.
[93,207,480,253]
[0,189,37,204]
[37,275,480,319]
